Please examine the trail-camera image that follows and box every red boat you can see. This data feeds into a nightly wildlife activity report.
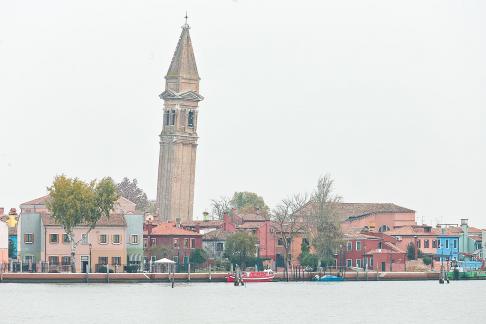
[226,270,275,283]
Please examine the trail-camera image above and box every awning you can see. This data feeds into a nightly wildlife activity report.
[128,253,143,262]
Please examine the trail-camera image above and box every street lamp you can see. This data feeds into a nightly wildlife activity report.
[89,243,92,273]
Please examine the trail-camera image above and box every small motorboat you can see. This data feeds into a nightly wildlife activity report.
[226,269,275,283]
[312,274,344,282]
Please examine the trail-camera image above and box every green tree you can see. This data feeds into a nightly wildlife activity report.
[230,192,269,214]
[305,175,343,269]
[190,248,208,268]
[407,242,416,260]
[116,177,149,211]
[224,232,257,269]
[299,239,318,270]
[47,175,118,272]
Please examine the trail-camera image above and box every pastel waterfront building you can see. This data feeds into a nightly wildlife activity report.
[483,230,486,261]
[17,212,44,268]
[436,234,460,263]
[458,219,483,259]
[125,213,144,268]
[386,225,440,258]
[19,195,143,272]
[0,207,18,260]
[42,213,127,272]
[0,220,8,265]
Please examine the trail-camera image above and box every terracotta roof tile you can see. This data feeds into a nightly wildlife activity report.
[337,203,415,221]
[237,222,263,229]
[182,220,224,228]
[20,195,50,206]
[41,213,126,227]
[202,229,228,240]
[150,223,201,236]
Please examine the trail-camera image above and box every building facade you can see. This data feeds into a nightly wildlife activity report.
[436,234,460,263]
[156,21,203,222]
[125,213,144,268]
[0,220,8,265]
[144,222,202,271]
[18,195,142,272]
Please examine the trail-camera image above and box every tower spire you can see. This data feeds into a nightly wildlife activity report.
[165,15,199,93]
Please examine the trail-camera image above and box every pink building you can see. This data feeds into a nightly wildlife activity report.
[41,213,127,272]
[386,225,440,257]
[0,220,8,265]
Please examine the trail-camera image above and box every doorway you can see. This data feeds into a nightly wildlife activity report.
[381,262,386,272]
[81,256,89,273]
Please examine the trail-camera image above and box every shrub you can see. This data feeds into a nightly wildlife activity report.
[97,266,114,273]
[126,264,139,273]
[422,256,432,265]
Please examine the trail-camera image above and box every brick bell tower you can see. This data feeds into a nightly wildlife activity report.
[156,19,203,222]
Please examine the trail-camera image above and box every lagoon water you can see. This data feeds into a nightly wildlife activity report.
[1,281,484,323]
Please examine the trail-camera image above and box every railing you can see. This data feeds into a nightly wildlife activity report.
[95,264,125,273]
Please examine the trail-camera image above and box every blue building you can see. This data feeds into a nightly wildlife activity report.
[436,234,460,263]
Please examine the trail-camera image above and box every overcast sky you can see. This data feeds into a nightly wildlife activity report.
[1,0,485,226]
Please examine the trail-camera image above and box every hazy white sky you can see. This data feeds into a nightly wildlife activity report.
[1,0,485,226]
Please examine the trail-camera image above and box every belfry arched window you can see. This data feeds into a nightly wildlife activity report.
[170,110,176,126]
[188,111,194,127]
[164,110,170,126]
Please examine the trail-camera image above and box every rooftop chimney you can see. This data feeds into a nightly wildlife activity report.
[176,217,181,228]
[0,207,4,215]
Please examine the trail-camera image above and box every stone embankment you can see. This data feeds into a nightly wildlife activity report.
[0,271,453,283]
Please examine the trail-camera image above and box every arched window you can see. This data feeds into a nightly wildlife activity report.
[188,111,194,127]
[378,225,390,233]
[164,110,170,126]
[170,110,176,126]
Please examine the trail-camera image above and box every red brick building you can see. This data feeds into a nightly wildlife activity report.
[339,231,406,272]
[143,222,202,268]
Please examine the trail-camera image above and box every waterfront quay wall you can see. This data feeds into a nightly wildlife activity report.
[0,271,452,283]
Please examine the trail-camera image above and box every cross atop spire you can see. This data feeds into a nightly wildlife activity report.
[183,11,190,29]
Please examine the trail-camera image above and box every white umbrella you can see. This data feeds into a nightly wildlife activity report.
[154,258,176,264]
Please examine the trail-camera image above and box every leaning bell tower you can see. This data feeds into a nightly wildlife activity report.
[156,19,203,222]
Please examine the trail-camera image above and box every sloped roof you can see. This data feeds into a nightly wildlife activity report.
[41,213,126,227]
[386,225,441,236]
[237,222,263,230]
[337,203,415,221]
[150,222,201,236]
[166,24,199,80]
[182,220,224,228]
[20,195,133,214]
[238,213,268,222]
[202,229,228,241]
[20,195,50,206]
[343,232,379,240]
